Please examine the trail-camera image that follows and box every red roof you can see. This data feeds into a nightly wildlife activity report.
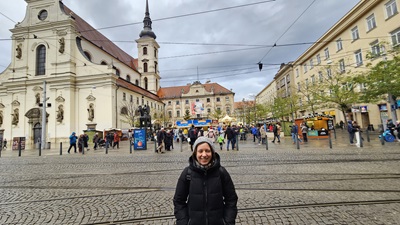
[62,3,138,71]
[117,79,162,102]
[157,83,234,99]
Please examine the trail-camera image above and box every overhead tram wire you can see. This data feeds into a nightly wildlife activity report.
[258,0,317,69]
[80,0,277,33]
[0,11,16,23]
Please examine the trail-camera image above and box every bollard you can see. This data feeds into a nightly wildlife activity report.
[0,142,2,158]
[106,141,109,154]
[296,135,300,150]
[265,135,268,150]
[39,143,41,156]
[359,131,363,148]
[82,142,85,155]
[380,130,385,145]
[236,135,239,151]
[19,141,22,157]
[180,136,183,152]
[366,129,370,142]
[155,140,157,153]
[130,140,132,154]
[60,142,62,155]
[333,128,337,140]
[328,131,332,149]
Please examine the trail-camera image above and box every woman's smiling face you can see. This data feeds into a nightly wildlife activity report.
[196,142,212,165]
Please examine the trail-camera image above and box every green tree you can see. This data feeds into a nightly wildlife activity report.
[311,67,360,121]
[354,50,400,105]
[119,101,138,127]
[210,108,223,121]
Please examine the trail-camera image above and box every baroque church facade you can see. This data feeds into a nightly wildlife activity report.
[0,0,163,145]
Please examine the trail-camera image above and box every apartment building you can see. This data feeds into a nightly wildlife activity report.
[258,0,400,128]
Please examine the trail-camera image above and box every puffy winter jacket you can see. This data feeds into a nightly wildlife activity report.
[174,153,238,225]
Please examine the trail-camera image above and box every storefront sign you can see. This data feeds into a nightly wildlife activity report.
[378,104,387,111]
[360,106,368,113]
[133,129,147,150]
[308,130,318,136]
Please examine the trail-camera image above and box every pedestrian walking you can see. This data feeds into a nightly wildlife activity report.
[113,132,120,149]
[260,125,267,144]
[271,122,281,143]
[291,122,300,144]
[173,136,238,225]
[217,135,225,150]
[301,122,308,142]
[156,128,165,153]
[67,132,78,153]
[224,125,235,151]
[188,125,198,151]
[347,120,356,145]
[93,133,99,150]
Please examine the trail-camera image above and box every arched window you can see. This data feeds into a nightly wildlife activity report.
[36,45,46,75]
[135,79,139,85]
[84,51,91,61]
[126,75,131,82]
[143,63,148,72]
[115,69,120,76]
[121,107,128,115]
[143,47,147,55]
[144,77,148,90]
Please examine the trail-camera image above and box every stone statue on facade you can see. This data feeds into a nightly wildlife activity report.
[88,104,94,122]
[58,37,65,54]
[56,105,64,122]
[16,43,22,59]
[12,108,19,125]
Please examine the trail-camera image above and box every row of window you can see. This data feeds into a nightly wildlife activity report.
[300,0,398,75]
[167,107,231,118]
[121,93,163,110]
[166,96,230,105]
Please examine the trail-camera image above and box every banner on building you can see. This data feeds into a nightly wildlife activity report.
[191,101,204,115]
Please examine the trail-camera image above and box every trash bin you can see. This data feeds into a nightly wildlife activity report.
[46,142,51,149]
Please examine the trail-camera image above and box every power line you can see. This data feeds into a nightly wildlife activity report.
[259,0,317,63]
[0,11,16,23]
[86,0,276,33]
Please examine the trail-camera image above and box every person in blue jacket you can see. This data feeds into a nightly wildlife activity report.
[67,132,78,153]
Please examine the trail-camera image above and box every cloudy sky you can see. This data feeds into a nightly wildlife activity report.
[0,0,360,101]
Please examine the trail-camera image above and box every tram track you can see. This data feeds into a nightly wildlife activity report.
[83,199,400,225]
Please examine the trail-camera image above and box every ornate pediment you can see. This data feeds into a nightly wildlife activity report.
[33,86,43,92]
[55,96,65,102]
[86,94,96,101]
[12,100,20,106]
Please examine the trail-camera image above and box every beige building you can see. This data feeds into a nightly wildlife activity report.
[0,0,163,145]
[257,0,400,128]
[157,81,235,127]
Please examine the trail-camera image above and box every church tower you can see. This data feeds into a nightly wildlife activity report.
[136,0,160,94]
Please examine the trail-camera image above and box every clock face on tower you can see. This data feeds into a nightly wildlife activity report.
[38,10,48,21]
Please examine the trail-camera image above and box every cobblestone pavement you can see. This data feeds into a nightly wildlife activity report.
[0,131,399,224]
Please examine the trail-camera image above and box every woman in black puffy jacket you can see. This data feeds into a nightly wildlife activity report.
[173,136,238,225]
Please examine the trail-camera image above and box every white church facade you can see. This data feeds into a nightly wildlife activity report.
[0,0,163,146]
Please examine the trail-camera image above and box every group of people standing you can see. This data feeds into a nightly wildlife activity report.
[67,131,121,153]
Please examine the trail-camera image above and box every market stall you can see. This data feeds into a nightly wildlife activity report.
[296,114,334,139]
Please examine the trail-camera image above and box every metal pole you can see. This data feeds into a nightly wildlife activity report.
[366,129,370,142]
[106,141,108,154]
[236,134,239,151]
[41,81,47,156]
[129,139,132,154]
[60,142,62,155]
[333,128,337,140]
[18,139,22,157]
[82,142,85,154]
[180,134,183,152]
[359,131,363,148]
[296,135,300,150]
[265,135,268,150]
[380,130,385,145]
[39,143,41,156]
[328,130,332,149]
